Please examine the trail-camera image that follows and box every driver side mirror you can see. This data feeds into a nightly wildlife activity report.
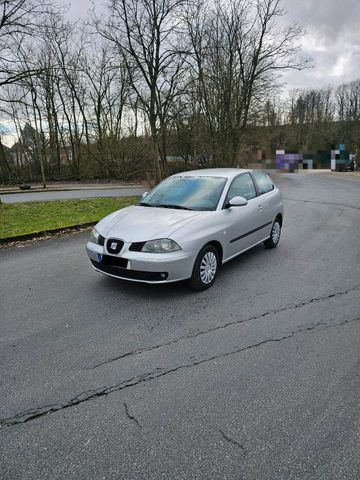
[141,191,148,200]
[226,196,248,208]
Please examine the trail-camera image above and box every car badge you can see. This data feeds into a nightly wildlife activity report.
[110,242,117,250]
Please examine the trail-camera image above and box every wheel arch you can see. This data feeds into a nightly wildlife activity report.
[205,240,223,263]
[275,213,283,227]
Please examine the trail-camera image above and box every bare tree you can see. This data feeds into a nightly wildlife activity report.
[335,80,360,153]
[0,0,59,89]
[285,87,334,148]
[336,80,360,122]
[185,0,309,165]
[0,124,15,181]
[80,44,131,176]
[97,0,188,181]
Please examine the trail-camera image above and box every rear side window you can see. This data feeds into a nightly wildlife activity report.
[226,173,257,202]
[252,172,274,195]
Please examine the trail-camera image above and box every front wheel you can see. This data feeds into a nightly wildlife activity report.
[264,218,281,249]
[189,245,219,291]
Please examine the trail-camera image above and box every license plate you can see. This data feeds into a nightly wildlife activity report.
[101,255,128,269]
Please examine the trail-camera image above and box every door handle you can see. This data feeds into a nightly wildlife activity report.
[257,205,263,211]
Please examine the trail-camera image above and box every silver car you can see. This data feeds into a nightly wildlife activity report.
[86,168,284,290]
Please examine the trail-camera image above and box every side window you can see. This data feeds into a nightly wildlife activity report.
[252,171,274,195]
[226,173,257,202]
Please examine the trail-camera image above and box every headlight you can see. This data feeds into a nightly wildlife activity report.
[90,227,100,244]
[141,238,181,253]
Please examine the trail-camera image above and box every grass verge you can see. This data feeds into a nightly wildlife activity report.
[0,197,138,239]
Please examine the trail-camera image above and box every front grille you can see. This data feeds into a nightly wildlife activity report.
[129,242,145,252]
[106,238,124,254]
[101,255,128,269]
[91,260,168,282]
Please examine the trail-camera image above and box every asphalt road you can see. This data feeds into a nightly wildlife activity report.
[0,173,359,480]
[0,187,146,203]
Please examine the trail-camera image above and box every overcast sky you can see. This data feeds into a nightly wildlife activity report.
[281,0,360,91]
[68,0,360,93]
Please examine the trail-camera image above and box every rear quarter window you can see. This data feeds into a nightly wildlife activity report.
[252,171,275,195]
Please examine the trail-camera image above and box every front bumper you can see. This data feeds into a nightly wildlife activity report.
[86,241,195,284]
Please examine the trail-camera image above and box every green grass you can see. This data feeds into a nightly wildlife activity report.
[0,197,138,239]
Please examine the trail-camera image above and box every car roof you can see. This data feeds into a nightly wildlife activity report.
[172,168,250,180]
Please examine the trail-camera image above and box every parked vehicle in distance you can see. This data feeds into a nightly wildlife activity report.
[86,169,284,290]
[337,158,356,172]
[345,158,356,172]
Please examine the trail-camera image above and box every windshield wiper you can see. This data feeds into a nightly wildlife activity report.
[139,202,194,210]
[157,204,194,211]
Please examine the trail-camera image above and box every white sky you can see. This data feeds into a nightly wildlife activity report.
[67,0,360,92]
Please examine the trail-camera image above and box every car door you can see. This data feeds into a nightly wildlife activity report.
[251,171,278,236]
[223,172,264,259]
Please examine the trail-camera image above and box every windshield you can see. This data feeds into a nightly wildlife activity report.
[140,176,227,211]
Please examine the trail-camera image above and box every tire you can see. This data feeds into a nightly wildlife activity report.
[189,245,220,291]
[264,218,281,249]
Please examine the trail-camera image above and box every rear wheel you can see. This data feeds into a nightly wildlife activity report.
[264,218,281,249]
[189,245,219,291]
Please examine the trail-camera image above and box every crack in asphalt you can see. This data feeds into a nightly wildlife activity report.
[90,285,360,370]
[219,429,246,453]
[283,197,360,211]
[1,315,359,430]
[123,402,141,428]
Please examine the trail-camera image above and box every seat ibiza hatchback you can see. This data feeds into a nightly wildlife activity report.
[86,168,284,290]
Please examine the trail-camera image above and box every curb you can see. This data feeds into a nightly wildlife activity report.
[0,185,144,195]
[0,222,96,245]
[330,171,360,176]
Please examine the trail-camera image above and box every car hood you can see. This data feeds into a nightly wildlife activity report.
[97,205,208,242]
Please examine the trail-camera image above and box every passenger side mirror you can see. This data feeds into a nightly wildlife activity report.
[228,196,248,207]
[141,192,148,200]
